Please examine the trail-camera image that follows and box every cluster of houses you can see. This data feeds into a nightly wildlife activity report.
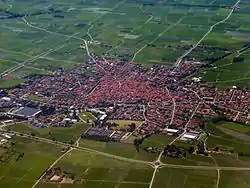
[1,57,249,140]
[0,132,12,146]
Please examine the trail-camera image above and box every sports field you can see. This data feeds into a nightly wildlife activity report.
[1,0,250,88]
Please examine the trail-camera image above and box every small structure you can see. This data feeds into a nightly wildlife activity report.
[181,132,200,140]
[163,128,178,135]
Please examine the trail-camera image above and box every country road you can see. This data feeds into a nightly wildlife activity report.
[174,0,241,67]
[2,128,250,172]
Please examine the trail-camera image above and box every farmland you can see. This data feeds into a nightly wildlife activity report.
[1,0,250,187]
[8,122,89,142]
[2,122,250,188]
[0,0,250,88]
[0,137,63,188]
[152,168,217,188]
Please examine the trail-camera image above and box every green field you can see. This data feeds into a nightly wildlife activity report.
[219,170,250,188]
[79,139,157,162]
[152,168,217,188]
[0,136,63,188]
[217,121,250,133]
[79,112,97,123]
[1,0,250,87]
[8,122,89,143]
[205,120,250,167]
[141,134,175,148]
[36,149,154,188]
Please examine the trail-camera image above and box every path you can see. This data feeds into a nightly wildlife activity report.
[106,6,153,54]
[31,148,73,188]
[0,44,66,76]
[173,0,241,67]
[22,17,96,64]
[166,86,176,125]
[86,0,127,41]
[131,11,190,62]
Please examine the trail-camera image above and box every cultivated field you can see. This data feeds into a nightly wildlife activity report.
[8,122,89,142]
[0,137,63,188]
[1,0,250,87]
[38,149,154,188]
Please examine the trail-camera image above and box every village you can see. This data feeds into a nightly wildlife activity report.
[0,57,249,144]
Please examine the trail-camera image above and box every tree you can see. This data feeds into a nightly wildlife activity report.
[188,146,195,154]
[214,147,219,152]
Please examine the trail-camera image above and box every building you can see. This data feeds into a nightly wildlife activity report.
[8,107,41,119]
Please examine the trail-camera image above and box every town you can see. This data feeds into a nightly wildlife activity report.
[1,56,249,143]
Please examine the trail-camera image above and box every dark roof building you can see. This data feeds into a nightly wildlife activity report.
[8,107,41,118]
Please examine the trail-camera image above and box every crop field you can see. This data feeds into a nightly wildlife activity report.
[0,137,63,188]
[219,170,250,188]
[79,138,157,161]
[206,120,250,167]
[197,50,250,88]
[35,149,154,188]
[1,0,250,88]
[8,122,89,142]
[106,120,141,129]
[152,168,217,188]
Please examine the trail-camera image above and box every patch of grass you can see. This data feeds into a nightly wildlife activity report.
[0,78,24,88]
[79,139,157,162]
[152,168,217,188]
[141,134,175,148]
[8,122,89,142]
[220,170,250,188]
[79,112,97,122]
[218,121,250,133]
[0,136,63,188]
[107,120,141,130]
[51,149,153,187]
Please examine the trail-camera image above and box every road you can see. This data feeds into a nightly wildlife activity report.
[22,17,96,64]
[131,11,189,62]
[166,86,176,125]
[86,0,127,41]
[173,0,241,67]
[31,147,73,188]
[0,43,67,76]
[2,123,250,188]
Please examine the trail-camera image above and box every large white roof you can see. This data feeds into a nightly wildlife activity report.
[182,133,197,139]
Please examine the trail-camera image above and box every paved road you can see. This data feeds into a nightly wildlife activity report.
[174,0,241,67]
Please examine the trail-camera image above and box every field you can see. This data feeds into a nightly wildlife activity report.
[218,121,250,133]
[1,0,250,88]
[79,139,157,162]
[0,136,63,188]
[106,120,141,129]
[8,122,89,142]
[79,112,97,123]
[37,149,154,188]
[2,124,250,188]
[141,133,175,148]
[152,168,217,188]
[219,170,250,188]
[206,120,250,167]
